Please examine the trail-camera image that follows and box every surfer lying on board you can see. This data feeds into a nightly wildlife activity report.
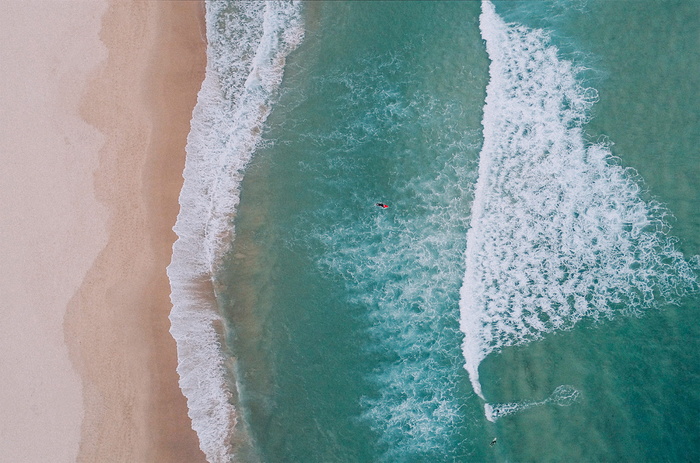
[376,203,389,208]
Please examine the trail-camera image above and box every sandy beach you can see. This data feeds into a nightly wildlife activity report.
[1,1,207,461]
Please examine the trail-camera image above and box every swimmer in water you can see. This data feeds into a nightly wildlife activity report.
[376,203,389,208]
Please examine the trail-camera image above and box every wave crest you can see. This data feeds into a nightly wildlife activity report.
[460,0,698,400]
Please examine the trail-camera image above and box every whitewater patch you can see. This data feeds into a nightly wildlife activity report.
[167,2,303,462]
[460,0,698,406]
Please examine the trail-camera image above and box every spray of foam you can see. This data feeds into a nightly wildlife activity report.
[460,0,698,402]
[167,2,303,462]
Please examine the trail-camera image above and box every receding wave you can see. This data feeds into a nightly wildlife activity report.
[460,0,698,404]
[167,2,303,461]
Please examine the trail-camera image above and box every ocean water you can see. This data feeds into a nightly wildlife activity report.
[168,1,700,462]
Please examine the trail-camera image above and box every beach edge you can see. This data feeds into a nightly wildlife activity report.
[64,1,208,461]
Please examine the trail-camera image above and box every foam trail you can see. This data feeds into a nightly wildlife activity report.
[167,2,303,462]
[484,385,581,421]
[460,0,698,401]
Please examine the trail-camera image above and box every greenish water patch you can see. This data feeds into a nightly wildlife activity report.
[214,1,698,461]
[218,1,492,461]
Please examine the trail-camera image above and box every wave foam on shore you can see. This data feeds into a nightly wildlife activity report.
[167,2,303,461]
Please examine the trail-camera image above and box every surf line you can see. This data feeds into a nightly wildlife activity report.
[167,2,305,461]
[458,0,588,409]
[459,0,697,421]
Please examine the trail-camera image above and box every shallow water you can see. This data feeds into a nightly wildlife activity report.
[176,1,700,461]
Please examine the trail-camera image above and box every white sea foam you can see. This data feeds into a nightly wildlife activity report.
[167,2,303,461]
[460,0,698,401]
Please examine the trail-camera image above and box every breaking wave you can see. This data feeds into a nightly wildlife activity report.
[459,0,698,402]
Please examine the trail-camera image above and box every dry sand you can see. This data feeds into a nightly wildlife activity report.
[1,1,207,461]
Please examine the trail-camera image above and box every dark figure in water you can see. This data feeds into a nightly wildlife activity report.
[376,203,389,208]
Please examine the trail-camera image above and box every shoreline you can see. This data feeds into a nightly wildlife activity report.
[63,1,207,461]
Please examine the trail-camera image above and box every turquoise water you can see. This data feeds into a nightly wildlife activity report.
[220,3,488,460]
[171,1,699,461]
[475,2,700,461]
